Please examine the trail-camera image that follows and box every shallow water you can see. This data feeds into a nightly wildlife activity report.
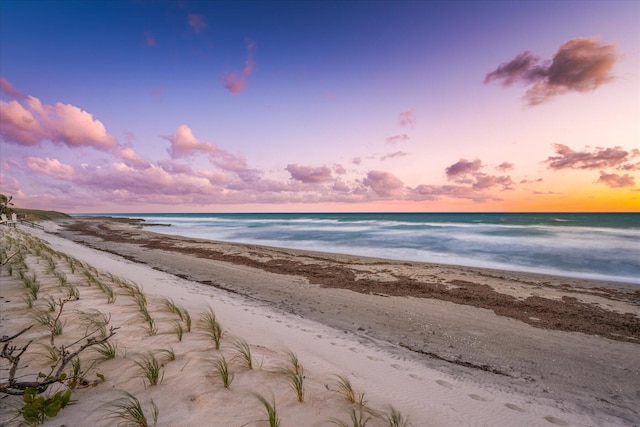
[86,212,640,284]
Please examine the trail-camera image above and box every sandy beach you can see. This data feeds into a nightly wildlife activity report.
[1,217,639,426]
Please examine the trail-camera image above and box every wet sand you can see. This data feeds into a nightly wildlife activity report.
[55,217,640,424]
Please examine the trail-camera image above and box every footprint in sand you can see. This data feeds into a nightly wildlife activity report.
[544,416,568,426]
[504,403,526,413]
[468,394,488,402]
[366,355,378,361]
[390,364,402,370]
[349,347,358,353]
[408,373,422,380]
[436,380,453,389]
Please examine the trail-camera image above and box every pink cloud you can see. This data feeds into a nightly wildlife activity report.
[596,171,636,188]
[0,99,46,145]
[1,158,22,171]
[210,150,251,175]
[163,124,256,182]
[363,170,404,198]
[113,145,149,169]
[0,172,21,196]
[485,37,619,105]
[496,162,514,171]
[472,174,514,190]
[445,158,483,180]
[333,164,347,175]
[158,159,194,175]
[0,77,28,99]
[398,109,416,128]
[188,14,206,33]
[286,164,333,183]
[0,80,117,150]
[520,178,544,184]
[445,158,514,190]
[165,124,217,158]
[406,184,506,203]
[26,157,75,180]
[380,151,408,161]
[386,134,410,145]
[484,51,539,86]
[221,40,256,94]
[545,144,638,170]
[144,31,156,47]
[352,157,362,165]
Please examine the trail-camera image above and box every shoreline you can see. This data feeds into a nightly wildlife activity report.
[51,217,640,423]
[3,217,638,425]
[87,213,640,286]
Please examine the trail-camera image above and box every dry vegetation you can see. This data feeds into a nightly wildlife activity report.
[0,227,411,426]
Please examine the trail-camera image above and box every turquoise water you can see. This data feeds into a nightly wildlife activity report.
[88,213,640,284]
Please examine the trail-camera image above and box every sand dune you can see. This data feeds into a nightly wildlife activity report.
[1,222,638,426]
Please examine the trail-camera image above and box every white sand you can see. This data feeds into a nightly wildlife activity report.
[0,224,631,426]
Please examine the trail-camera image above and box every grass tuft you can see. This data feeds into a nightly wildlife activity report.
[134,352,164,387]
[384,406,411,427]
[182,308,192,332]
[162,297,184,320]
[280,350,304,402]
[94,341,118,360]
[76,309,111,338]
[254,394,280,427]
[103,391,158,427]
[172,320,184,342]
[201,308,223,350]
[334,374,356,403]
[231,338,253,370]
[212,355,234,388]
[157,347,176,362]
[329,407,372,427]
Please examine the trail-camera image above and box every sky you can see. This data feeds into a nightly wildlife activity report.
[0,0,638,213]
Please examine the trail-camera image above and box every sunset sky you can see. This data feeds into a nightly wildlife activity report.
[1,0,638,213]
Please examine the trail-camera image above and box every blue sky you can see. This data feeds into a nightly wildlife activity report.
[1,0,638,212]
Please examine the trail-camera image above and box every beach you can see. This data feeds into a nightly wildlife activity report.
[1,217,639,426]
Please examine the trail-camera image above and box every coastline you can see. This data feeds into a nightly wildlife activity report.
[3,217,639,425]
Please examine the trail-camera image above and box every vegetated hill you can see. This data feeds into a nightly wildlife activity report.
[13,208,71,222]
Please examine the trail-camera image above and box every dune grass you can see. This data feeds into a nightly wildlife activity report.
[1,227,417,426]
[162,297,183,319]
[94,341,118,360]
[172,320,184,342]
[333,375,367,407]
[384,406,411,427]
[33,310,63,336]
[182,308,192,332]
[329,407,372,427]
[20,270,40,300]
[156,347,176,362]
[254,394,280,427]
[134,352,164,387]
[64,283,80,300]
[76,309,111,338]
[231,338,253,370]
[53,270,67,287]
[103,391,158,427]
[212,355,234,389]
[280,350,304,402]
[201,308,223,350]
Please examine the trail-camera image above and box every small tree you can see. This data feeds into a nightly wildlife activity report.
[0,193,13,214]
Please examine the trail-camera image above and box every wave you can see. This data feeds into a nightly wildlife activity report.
[89,213,640,284]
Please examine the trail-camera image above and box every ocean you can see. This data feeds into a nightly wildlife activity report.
[93,212,640,285]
